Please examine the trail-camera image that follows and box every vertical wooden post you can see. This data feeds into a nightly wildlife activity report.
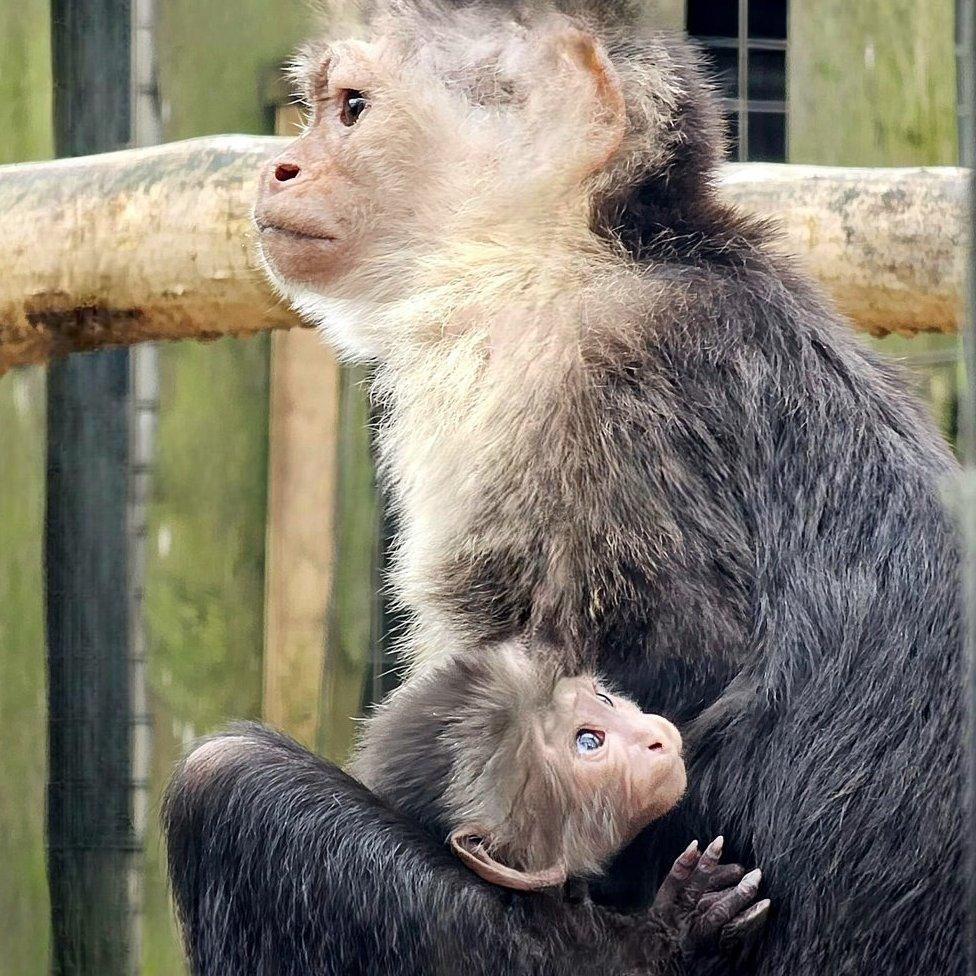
[263,329,341,746]
[46,2,136,974]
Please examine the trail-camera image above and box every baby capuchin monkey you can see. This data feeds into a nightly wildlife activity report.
[349,643,769,958]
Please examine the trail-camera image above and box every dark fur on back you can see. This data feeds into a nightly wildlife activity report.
[164,5,964,975]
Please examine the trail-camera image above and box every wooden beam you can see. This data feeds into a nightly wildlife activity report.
[0,135,296,372]
[720,164,967,337]
[262,328,341,747]
[0,137,968,372]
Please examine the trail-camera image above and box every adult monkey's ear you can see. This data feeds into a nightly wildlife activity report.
[449,826,568,892]
[538,26,627,176]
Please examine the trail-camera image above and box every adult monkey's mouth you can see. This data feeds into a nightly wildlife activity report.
[256,220,338,243]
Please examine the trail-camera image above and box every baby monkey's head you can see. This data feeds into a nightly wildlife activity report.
[352,642,685,891]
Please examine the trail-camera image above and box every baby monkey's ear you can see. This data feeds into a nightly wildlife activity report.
[449,826,568,892]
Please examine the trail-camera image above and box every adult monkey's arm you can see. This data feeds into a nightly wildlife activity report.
[163,724,695,976]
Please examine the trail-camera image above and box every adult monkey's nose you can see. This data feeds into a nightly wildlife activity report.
[274,161,301,183]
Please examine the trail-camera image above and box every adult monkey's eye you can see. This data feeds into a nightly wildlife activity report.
[575,729,605,754]
[340,90,369,126]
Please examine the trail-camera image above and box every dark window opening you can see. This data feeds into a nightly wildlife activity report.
[747,50,786,101]
[747,111,786,161]
[748,0,788,40]
[687,4,738,39]
[688,0,789,162]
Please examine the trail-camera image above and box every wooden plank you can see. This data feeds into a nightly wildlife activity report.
[0,366,50,976]
[789,0,957,167]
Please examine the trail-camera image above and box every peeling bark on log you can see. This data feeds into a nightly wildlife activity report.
[0,136,967,371]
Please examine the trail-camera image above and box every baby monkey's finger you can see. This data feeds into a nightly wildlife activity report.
[652,840,701,918]
[691,869,763,941]
[678,836,728,906]
[693,891,723,913]
[704,863,746,891]
[719,898,771,954]
[669,840,702,881]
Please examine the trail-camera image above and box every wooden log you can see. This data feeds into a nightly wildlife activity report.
[0,137,968,372]
[0,135,296,372]
[720,163,968,337]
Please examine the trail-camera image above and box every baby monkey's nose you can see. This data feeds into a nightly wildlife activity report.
[644,714,682,754]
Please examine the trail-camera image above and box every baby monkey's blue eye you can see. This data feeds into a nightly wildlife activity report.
[576,729,605,754]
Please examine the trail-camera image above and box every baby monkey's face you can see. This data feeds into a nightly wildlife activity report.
[449,666,686,892]
[546,677,687,840]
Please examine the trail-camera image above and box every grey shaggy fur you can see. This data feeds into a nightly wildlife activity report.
[347,645,563,851]
[349,644,638,880]
[163,2,963,974]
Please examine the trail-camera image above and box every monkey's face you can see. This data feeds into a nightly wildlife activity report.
[254,11,629,360]
[450,675,687,890]
[548,677,687,845]
[255,37,459,358]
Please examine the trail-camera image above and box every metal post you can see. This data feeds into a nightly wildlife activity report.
[737,0,749,160]
[127,0,162,962]
[46,3,136,974]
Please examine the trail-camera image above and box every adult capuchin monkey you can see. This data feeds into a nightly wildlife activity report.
[163,1,963,974]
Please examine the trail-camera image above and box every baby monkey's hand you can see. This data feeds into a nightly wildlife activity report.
[653,836,770,954]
